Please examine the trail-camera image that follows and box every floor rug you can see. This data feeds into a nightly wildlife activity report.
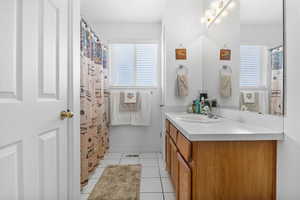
[88,165,141,200]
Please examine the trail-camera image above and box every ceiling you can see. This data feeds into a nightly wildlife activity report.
[240,0,283,25]
[81,0,167,24]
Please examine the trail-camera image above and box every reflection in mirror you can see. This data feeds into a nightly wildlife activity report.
[240,0,284,115]
[202,0,284,116]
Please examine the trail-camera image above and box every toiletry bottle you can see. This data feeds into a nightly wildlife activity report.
[200,97,205,114]
[187,104,193,113]
[192,101,196,113]
[195,99,201,114]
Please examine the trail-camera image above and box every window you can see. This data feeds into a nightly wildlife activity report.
[110,43,158,87]
[240,45,263,88]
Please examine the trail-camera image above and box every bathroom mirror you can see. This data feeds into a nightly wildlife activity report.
[240,0,284,115]
[202,0,284,116]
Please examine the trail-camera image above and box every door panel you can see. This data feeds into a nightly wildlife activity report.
[0,0,69,199]
[0,0,22,100]
[38,129,59,200]
[0,143,23,200]
[39,0,60,99]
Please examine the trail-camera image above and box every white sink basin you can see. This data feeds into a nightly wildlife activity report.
[176,114,223,123]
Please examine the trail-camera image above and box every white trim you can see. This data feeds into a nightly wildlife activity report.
[109,86,158,89]
[240,86,268,91]
[108,39,160,44]
[67,0,81,199]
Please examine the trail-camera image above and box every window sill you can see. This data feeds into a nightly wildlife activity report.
[240,86,268,91]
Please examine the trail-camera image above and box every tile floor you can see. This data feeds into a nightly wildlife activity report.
[80,152,176,200]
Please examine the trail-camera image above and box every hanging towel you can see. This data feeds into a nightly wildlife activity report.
[131,91,152,126]
[110,92,131,126]
[124,91,137,103]
[243,91,255,104]
[220,74,232,97]
[177,74,189,97]
[240,92,260,113]
[119,92,141,112]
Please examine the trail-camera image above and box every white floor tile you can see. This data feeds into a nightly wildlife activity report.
[140,158,158,166]
[140,178,163,193]
[80,193,90,200]
[159,167,170,178]
[157,152,163,159]
[140,193,164,200]
[81,179,98,194]
[104,152,123,159]
[141,166,160,178]
[99,159,120,167]
[89,167,104,180]
[158,158,165,167]
[164,193,176,200]
[140,153,158,158]
[161,178,174,193]
[120,158,140,165]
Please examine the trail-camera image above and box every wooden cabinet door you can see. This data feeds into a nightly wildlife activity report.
[165,134,171,172]
[170,138,179,192]
[177,152,192,200]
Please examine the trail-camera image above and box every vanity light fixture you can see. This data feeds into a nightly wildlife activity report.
[201,0,235,28]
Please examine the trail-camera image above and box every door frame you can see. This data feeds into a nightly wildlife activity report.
[67,0,81,199]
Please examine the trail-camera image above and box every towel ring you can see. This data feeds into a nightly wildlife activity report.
[220,65,232,74]
[177,65,188,75]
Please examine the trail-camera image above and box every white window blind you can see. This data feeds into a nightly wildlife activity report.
[240,45,261,87]
[110,43,158,87]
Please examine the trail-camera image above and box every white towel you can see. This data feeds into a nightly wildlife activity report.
[131,91,152,126]
[220,74,232,97]
[243,92,255,104]
[177,74,189,97]
[110,92,131,126]
[124,91,137,103]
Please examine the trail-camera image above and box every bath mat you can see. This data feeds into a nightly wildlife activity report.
[88,165,141,200]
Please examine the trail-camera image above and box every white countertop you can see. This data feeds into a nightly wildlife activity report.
[165,112,284,141]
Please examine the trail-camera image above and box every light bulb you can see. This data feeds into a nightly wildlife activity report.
[228,1,236,9]
[221,10,229,17]
[218,0,224,10]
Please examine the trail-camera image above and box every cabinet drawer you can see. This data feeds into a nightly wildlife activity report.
[177,132,192,162]
[170,124,178,142]
[165,120,170,133]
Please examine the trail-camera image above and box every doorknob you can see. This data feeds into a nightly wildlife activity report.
[60,109,74,120]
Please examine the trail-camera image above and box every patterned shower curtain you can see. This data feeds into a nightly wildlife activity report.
[80,19,109,187]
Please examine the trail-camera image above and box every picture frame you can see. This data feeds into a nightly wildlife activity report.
[176,48,187,60]
[220,49,231,60]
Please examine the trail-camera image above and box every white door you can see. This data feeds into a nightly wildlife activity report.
[0,0,70,199]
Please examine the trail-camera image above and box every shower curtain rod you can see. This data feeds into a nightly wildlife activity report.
[269,45,283,51]
[81,17,101,42]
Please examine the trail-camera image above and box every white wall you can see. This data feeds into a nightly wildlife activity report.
[277,1,300,199]
[241,24,283,48]
[162,0,204,107]
[93,23,162,43]
[202,0,240,109]
[93,23,163,152]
